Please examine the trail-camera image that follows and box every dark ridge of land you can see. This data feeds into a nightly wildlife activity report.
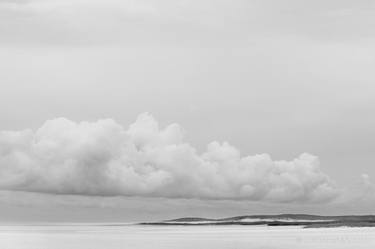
[139,214,375,228]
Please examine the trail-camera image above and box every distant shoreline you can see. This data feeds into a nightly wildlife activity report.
[140,214,375,228]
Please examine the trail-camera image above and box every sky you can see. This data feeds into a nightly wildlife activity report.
[0,0,375,222]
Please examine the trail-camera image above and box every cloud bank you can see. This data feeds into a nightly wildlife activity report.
[0,113,339,202]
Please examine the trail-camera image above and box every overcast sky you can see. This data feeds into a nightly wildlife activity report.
[0,0,375,222]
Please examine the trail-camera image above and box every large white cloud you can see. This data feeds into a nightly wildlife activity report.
[0,113,339,202]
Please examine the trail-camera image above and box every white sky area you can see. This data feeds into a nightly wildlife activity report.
[0,0,375,222]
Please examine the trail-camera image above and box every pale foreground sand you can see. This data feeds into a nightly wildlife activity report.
[0,224,374,249]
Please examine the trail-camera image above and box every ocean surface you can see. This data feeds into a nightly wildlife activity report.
[0,224,374,249]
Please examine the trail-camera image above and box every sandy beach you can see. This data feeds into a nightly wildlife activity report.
[0,224,374,249]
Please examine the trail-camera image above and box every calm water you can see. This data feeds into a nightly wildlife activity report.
[0,224,374,249]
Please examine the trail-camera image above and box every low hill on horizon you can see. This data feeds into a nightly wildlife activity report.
[140,214,375,228]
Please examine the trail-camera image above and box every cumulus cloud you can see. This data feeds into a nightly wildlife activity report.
[0,113,339,202]
[361,174,373,187]
[360,173,375,196]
